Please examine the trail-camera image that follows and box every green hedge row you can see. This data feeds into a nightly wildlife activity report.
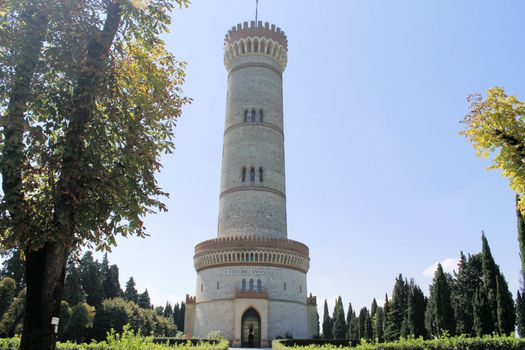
[273,336,525,350]
[0,326,229,350]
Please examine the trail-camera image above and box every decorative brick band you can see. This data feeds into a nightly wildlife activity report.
[235,288,268,299]
[219,186,286,200]
[228,62,283,78]
[194,236,310,273]
[224,121,284,137]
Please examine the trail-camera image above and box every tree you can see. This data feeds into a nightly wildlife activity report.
[92,298,131,341]
[178,301,185,332]
[163,302,173,318]
[453,252,482,336]
[374,306,384,343]
[517,291,525,336]
[0,1,189,349]
[0,250,24,291]
[384,274,408,341]
[426,264,455,337]
[57,301,72,341]
[357,307,371,341]
[403,280,427,338]
[138,289,152,309]
[462,87,525,213]
[124,277,139,304]
[0,277,16,320]
[332,296,346,339]
[79,252,104,307]
[517,197,525,337]
[472,287,492,336]
[345,302,353,339]
[67,302,95,343]
[496,274,516,335]
[0,288,25,337]
[322,299,332,339]
[481,233,499,332]
[63,261,85,306]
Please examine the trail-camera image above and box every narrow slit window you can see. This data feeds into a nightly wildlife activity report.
[249,279,254,291]
[217,281,220,290]
[259,168,263,182]
[242,167,246,182]
[251,110,256,122]
[250,167,255,182]
[283,282,287,291]
[242,279,246,291]
[259,110,264,122]
[244,110,248,122]
[257,279,262,292]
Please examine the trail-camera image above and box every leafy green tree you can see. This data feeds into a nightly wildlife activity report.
[0,288,25,337]
[63,262,85,306]
[473,287,492,336]
[426,264,455,337]
[332,296,346,339]
[66,302,95,343]
[124,277,139,304]
[0,277,16,320]
[496,274,516,335]
[138,289,152,309]
[57,301,72,341]
[322,299,332,339]
[0,0,189,348]
[385,274,408,341]
[92,298,131,341]
[0,251,24,291]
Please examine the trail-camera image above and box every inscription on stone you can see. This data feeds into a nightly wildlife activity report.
[222,267,282,276]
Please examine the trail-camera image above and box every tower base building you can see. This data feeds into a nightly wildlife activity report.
[185,21,318,347]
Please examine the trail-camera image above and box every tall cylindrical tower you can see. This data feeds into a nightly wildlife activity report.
[185,21,318,347]
[218,21,288,239]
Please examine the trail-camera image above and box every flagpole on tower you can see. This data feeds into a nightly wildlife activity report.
[255,0,259,23]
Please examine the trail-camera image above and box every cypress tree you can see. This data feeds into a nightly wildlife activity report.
[163,302,173,318]
[384,274,408,341]
[370,299,378,341]
[179,301,186,332]
[358,307,368,340]
[63,262,85,306]
[374,306,384,343]
[322,299,333,339]
[79,252,104,307]
[405,280,427,338]
[103,265,122,299]
[453,252,482,336]
[332,296,346,339]
[365,311,373,341]
[138,289,152,309]
[496,274,516,335]
[473,287,492,336]
[481,233,498,332]
[124,277,139,304]
[426,264,455,337]
[517,195,525,285]
[346,303,353,337]
[517,291,525,337]
[383,294,389,341]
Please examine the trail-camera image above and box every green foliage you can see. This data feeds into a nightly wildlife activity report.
[426,264,455,337]
[403,280,426,339]
[64,262,86,306]
[453,252,482,336]
[125,277,140,304]
[0,277,16,319]
[462,87,525,214]
[273,335,525,350]
[322,299,332,339]
[385,274,408,341]
[517,290,525,337]
[0,288,25,337]
[58,300,73,340]
[80,252,105,308]
[0,251,24,291]
[67,302,96,343]
[332,296,346,339]
[138,289,152,309]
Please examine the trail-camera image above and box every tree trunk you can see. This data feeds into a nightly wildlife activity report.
[20,242,68,350]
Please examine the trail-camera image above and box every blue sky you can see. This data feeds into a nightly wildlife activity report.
[104,0,525,314]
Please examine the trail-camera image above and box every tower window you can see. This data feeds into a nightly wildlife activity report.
[249,279,254,291]
[242,279,246,291]
[259,167,263,182]
[257,279,262,292]
[259,110,264,122]
[217,281,220,290]
[242,167,246,182]
[251,109,256,122]
[283,282,287,291]
[250,167,255,182]
[201,283,203,291]
[244,110,248,122]
[300,285,302,293]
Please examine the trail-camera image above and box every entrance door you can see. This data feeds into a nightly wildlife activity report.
[241,308,261,348]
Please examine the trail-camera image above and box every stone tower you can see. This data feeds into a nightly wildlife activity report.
[185,21,318,347]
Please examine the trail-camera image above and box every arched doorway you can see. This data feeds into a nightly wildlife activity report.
[241,308,261,347]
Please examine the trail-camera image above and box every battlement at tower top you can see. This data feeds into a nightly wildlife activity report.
[225,21,288,50]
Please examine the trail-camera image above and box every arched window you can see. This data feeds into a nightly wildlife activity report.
[244,110,248,122]
[259,168,263,182]
[251,110,256,122]
[259,110,264,122]
[242,167,246,182]
[257,279,262,292]
[250,167,255,182]
[249,279,254,291]
[242,279,246,291]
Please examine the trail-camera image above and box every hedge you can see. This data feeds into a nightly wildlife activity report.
[273,336,525,350]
